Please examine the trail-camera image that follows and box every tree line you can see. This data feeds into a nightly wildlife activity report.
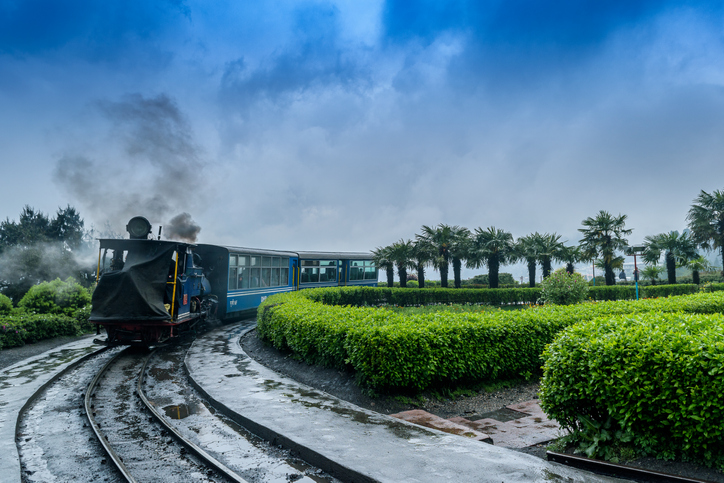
[0,205,93,303]
[373,189,724,289]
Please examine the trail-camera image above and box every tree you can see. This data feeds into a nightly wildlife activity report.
[449,226,471,289]
[641,264,664,285]
[643,231,698,284]
[559,245,584,275]
[682,255,715,285]
[411,240,434,288]
[416,224,461,288]
[578,211,632,286]
[371,245,395,287]
[515,233,543,288]
[0,205,90,302]
[537,233,565,279]
[687,189,724,276]
[388,239,415,288]
[468,227,516,289]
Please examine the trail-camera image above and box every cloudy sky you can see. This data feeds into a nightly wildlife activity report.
[2,1,724,279]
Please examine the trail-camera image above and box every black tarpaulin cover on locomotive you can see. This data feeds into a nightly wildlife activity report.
[90,240,177,322]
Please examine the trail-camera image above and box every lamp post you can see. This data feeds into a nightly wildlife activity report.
[626,246,646,300]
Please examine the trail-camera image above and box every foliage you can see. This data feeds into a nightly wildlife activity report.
[467,226,516,289]
[643,231,698,284]
[258,288,724,392]
[464,273,517,286]
[687,188,724,276]
[536,233,566,279]
[416,224,463,288]
[539,269,588,305]
[388,239,415,288]
[0,313,89,349]
[0,293,12,315]
[540,312,724,466]
[371,245,395,288]
[578,211,632,286]
[17,278,91,316]
[0,205,92,302]
[515,233,543,288]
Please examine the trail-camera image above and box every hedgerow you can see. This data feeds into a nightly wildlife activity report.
[0,313,87,349]
[540,312,724,466]
[257,288,724,391]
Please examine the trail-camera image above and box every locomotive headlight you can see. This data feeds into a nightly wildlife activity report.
[126,216,152,239]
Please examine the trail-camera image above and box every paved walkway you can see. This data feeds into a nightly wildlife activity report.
[186,322,626,483]
[0,335,101,483]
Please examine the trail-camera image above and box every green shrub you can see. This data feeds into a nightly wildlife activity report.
[18,278,91,316]
[539,269,588,305]
[0,313,84,349]
[540,312,724,466]
[258,288,724,391]
[0,293,13,315]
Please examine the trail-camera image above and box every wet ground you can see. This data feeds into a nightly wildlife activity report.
[242,327,724,483]
[144,342,340,483]
[188,322,622,482]
[17,347,124,482]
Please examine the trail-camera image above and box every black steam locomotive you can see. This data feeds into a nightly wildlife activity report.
[90,216,378,345]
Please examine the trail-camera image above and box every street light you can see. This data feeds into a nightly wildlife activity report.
[625,246,646,300]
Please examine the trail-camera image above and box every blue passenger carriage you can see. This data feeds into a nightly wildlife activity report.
[296,252,378,288]
[195,245,298,320]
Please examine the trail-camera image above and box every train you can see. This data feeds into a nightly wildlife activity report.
[89,216,378,345]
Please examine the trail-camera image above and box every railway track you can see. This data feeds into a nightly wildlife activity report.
[84,344,335,483]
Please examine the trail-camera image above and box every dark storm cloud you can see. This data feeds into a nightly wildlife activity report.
[0,0,190,57]
[53,93,205,232]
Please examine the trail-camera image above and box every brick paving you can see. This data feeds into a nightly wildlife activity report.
[390,399,566,449]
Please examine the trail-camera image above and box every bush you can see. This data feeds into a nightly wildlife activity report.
[0,293,13,315]
[18,278,91,316]
[0,313,85,349]
[539,269,588,305]
[258,288,724,391]
[540,312,724,466]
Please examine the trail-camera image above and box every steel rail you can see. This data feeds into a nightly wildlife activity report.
[137,347,249,483]
[16,343,111,459]
[84,348,138,483]
[547,451,712,483]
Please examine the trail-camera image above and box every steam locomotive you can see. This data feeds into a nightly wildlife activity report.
[90,216,378,345]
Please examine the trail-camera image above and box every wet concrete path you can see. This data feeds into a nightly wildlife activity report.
[186,322,628,483]
[0,335,102,483]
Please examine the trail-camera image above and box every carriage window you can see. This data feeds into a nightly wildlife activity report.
[229,254,291,289]
[229,267,238,290]
[350,260,376,281]
[301,260,336,284]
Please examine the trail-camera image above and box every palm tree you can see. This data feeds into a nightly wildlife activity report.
[559,245,584,274]
[515,233,543,287]
[682,255,715,285]
[687,189,724,276]
[641,264,664,285]
[578,211,632,286]
[411,240,434,288]
[416,224,460,288]
[643,231,698,284]
[537,233,565,279]
[449,227,472,289]
[371,245,395,287]
[468,227,516,289]
[388,239,416,288]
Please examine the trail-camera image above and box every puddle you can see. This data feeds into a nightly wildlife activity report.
[468,407,528,422]
[163,403,198,420]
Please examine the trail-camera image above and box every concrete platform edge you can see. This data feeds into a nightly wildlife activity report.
[184,327,379,483]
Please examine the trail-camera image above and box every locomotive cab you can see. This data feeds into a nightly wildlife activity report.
[90,221,215,345]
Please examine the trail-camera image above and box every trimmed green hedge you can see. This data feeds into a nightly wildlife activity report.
[306,286,542,306]
[540,312,724,466]
[258,289,724,391]
[0,307,93,350]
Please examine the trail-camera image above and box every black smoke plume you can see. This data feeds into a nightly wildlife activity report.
[164,212,201,243]
[53,93,207,235]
